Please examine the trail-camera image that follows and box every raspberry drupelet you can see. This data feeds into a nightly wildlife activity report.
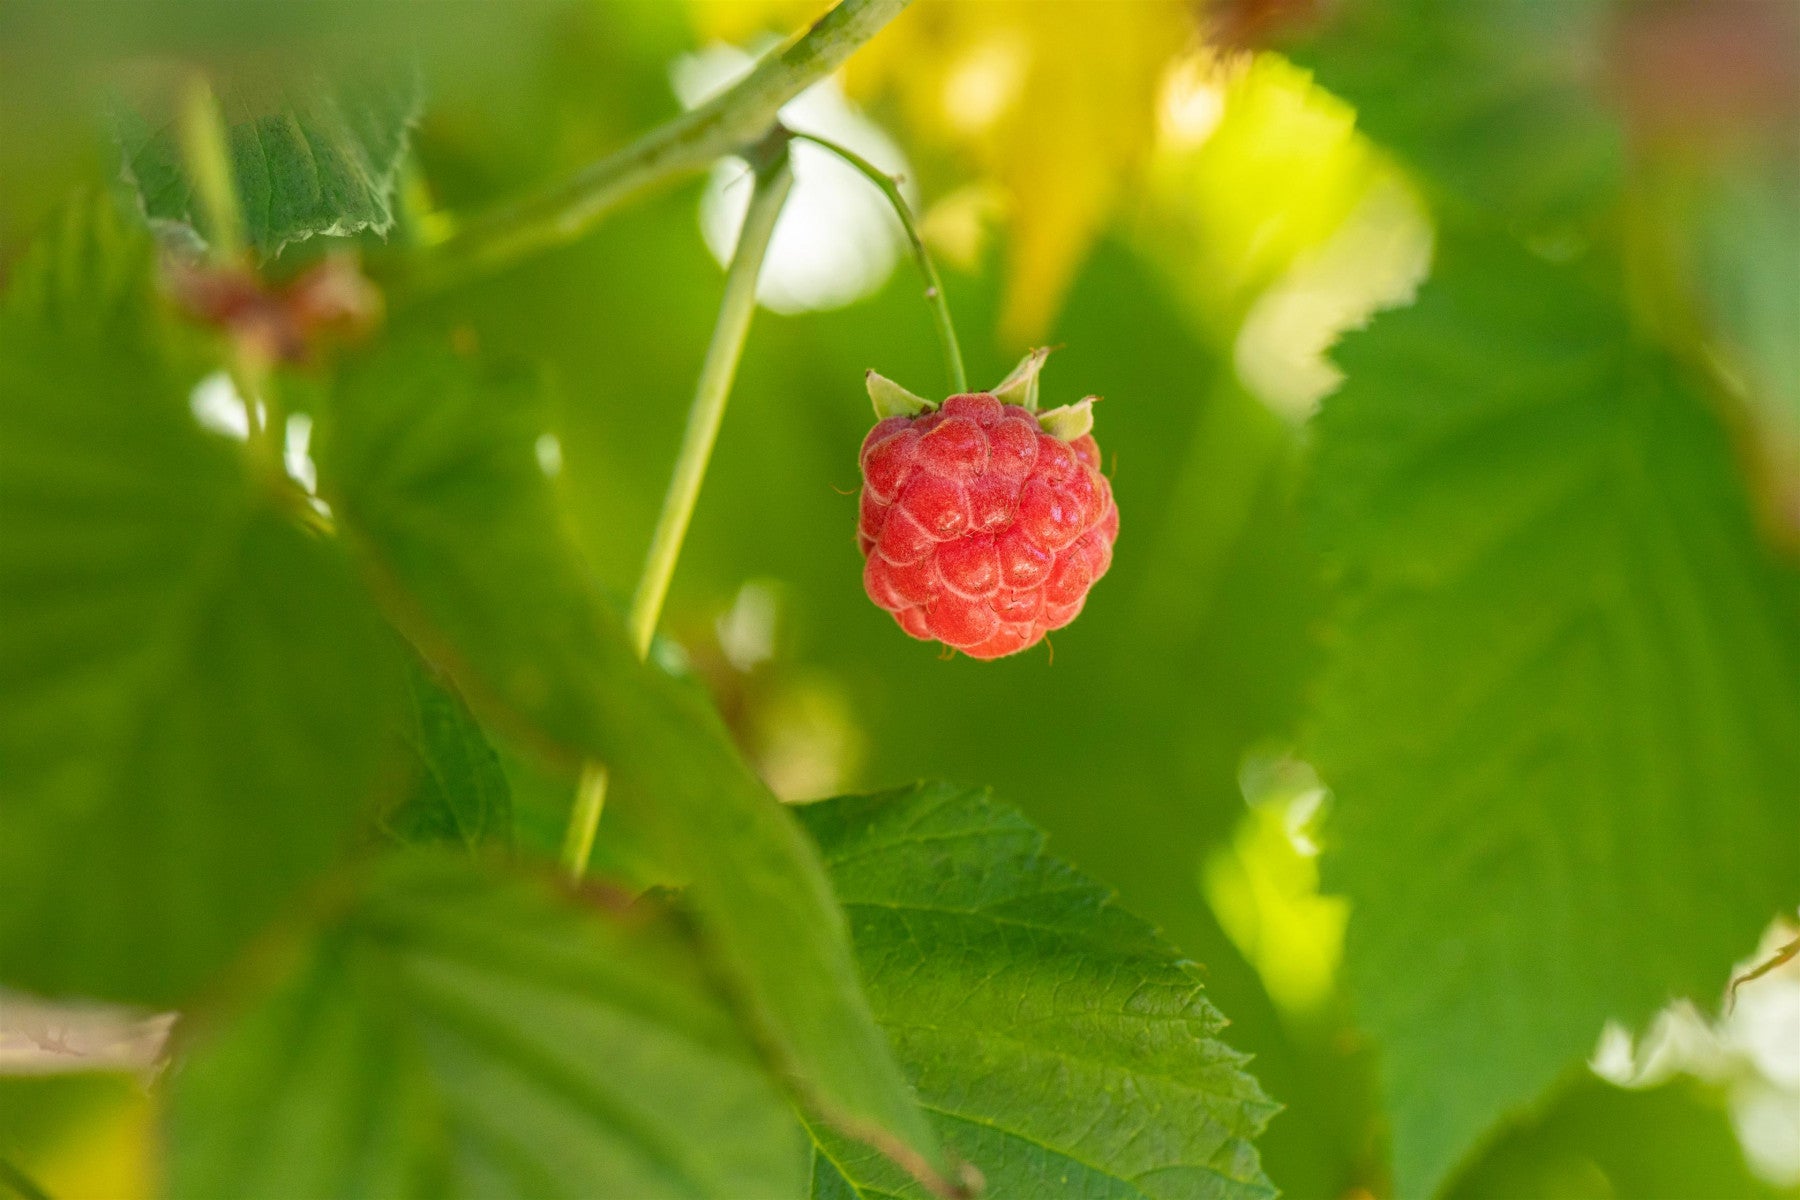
[856,356,1118,660]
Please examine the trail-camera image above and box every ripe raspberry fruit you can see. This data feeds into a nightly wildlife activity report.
[857,352,1118,660]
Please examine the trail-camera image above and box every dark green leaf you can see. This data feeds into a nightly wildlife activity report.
[796,783,1278,1200]
[313,334,948,1184]
[116,65,423,258]
[165,853,807,1199]
[1290,0,1624,235]
[0,199,399,1006]
[1308,229,1800,1196]
[383,655,513,850]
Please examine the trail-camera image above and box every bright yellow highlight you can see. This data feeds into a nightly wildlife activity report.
[13,1075,157,1200]
[848,1,1189,344]
[1203,753,1349,1019]
[1145,51,1387,338]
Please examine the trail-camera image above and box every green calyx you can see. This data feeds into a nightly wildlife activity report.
[866,370,936,418]
[1036,397,1095,442]
[867,351,1098,443]
[996,349,1095,442]
[991,347,1051,412]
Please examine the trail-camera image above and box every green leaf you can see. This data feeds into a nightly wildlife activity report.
[1693,159,1800,420]
[0,199,400,1006]
[383,655,513,850]
[1307,229,1800,1196]
[116,65,423,258]
[2,194,165,339]
[1680,154,1800,525]
[165,852,808,1199]
[796,783,1278,1199]
[1289,0,1624,235]
[1446,1078,1785,1200]
[313,334,948,1185]
[0,1073,143,1182]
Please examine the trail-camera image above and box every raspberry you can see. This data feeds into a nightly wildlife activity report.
[857,359,1117,660]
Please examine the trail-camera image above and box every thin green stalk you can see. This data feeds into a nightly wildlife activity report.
[630,150,795,654]
[562,762,611,878]
[177,74,244,262]
[178,75,287,480]
[789,130,966,394]
[406,0,910,297]
[561,147,796,880]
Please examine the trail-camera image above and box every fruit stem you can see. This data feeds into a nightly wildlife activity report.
[789,130,968,395]
[560,140,795,880]
[402,0,911,298]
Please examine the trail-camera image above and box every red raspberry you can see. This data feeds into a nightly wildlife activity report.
[857,381,1117,660]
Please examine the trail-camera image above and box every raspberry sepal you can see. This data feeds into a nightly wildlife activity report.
[991,347,1051,411]
[866,369,936,418]
[1037,397,1096,442]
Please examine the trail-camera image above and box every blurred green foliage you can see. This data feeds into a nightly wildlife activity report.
[315,320,948,1178]
[1310,224,1800,1197]
[0,198,403,1007]
[381,658,513,851]
[165,853,810,1198]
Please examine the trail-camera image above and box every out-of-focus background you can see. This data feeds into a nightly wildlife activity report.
[2,1,1796,1197]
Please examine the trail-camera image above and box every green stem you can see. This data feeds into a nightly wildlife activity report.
[560,145,796,880]
[561,762,611,879]
[630,148,794,655]
[177,74,245,262]
[178,74,288,484]
[226,353,284,479]
[789,130,967,394]
[406,0,911,297]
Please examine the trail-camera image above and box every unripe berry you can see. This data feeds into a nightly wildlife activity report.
[857,366,1116,660]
